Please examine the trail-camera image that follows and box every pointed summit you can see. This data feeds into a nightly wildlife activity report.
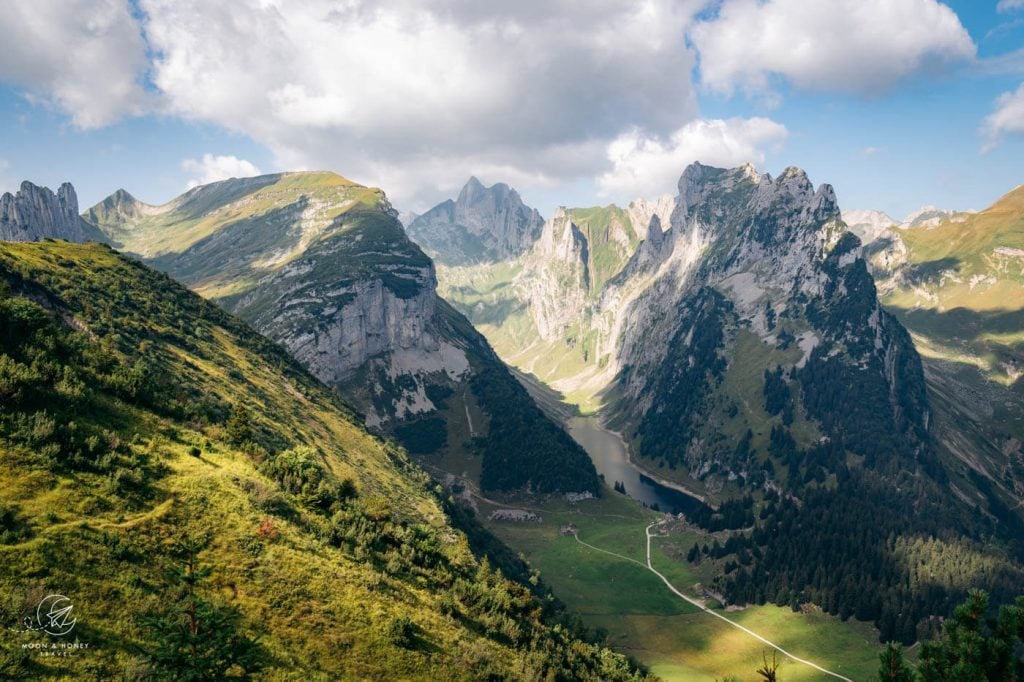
[407,178,544,265]
[458,176,486,202]
[900,205,957,227]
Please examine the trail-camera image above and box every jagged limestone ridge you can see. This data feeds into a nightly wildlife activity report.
[0,180,101,243]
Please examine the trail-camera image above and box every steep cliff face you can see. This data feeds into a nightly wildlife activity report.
[519,209,591,342]
[432,164,935,496]
[84,172,599,495]
[406,177,544,265]
[0,181,100,242]
[87,172,448,390]
[595,164,929,492]
[430,191,677,409]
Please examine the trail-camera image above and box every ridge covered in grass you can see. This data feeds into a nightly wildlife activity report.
[0,240,643,680]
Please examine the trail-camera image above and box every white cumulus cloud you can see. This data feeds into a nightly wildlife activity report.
[982,83,1024,149]
[998,0,1024,12]
[138,0,704,207]
[691,0,975,96]
[597,117,789,199]
[181,154,262,189]
[0,0,149,128]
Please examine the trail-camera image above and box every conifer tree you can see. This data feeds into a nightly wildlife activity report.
[143,538,264,680]
[755,649,780,681]
[226,403,254,445]
[877,643,914,682]
[916,590,1024,682]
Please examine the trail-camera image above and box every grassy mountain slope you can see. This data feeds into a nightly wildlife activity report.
[0,240,640,680]
[879,184,1024,385]
[564,206,642,295]
[84,172,382,300]
[84,174,600,497]
[868,186,1024,512]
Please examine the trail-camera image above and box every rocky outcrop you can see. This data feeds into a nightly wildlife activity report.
[84,172,599,494]
[229,206,471,423]
[0,181,91,242]
[406,177,544,265]
[519,209,591,342]
[436,162,932,495]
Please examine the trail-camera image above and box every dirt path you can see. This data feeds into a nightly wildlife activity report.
[1,497,176,551]
[574,521,853,682]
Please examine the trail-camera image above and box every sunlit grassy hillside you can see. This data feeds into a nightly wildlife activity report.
[0,240,643,680]
[881,184,1024,386]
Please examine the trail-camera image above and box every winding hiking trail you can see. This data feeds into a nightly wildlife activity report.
[574,521,853,682]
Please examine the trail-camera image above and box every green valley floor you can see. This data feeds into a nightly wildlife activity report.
[478,490,889,681]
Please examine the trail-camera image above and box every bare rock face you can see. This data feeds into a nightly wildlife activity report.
[627,195,674,241]
[407,177,544,265]
[83,171,600,495]
[435,162,931,494]
[231,221,469,423]
[519,209,591,342]
[0,181,90,242]
[842,209,897,245]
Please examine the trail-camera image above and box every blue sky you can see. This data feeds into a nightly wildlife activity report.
[0,0,1022,221]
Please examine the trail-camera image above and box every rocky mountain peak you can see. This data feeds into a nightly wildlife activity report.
[407,177,544,265]
[454,176,518,212]
[901,205,957,228]
[0,180,91,242]
[673,162,839,252]
[535,208,589,268]
[842,209,898,245]
[110,188,136,203]
[85,188,145,226]
[457,175,488,202]
[627,195,674,238]
[645,213,665,245]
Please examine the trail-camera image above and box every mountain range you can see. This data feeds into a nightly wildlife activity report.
[856,188,1024,513]
[3,162,1023,675]
[81,172,599,497]
[426,168,1022,507]
[417,164,1024,642]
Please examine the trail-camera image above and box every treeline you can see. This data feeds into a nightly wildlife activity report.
[712,473,1024,644]
[471,364,600,495]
